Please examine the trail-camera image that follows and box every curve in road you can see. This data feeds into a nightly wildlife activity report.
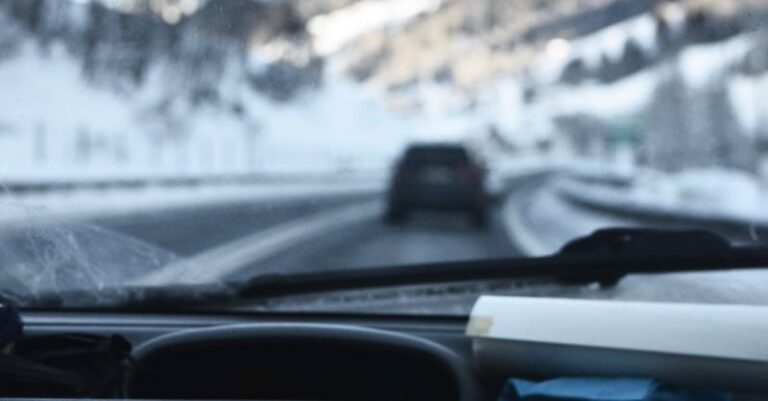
[95,186,528,284]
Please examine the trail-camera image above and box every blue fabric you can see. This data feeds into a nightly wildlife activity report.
[498,378,731,401]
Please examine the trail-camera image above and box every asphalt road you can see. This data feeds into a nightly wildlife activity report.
[232,206,521,279]
[90,193,378,257]
[91,189,522,282]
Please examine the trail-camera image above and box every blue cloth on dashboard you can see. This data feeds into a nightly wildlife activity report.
[498,378,731,401]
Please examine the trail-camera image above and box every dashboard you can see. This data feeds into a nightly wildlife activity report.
[20,311,488,401]
[11,308,768,401]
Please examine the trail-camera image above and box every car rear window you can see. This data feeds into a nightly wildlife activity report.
[403,147,470,166]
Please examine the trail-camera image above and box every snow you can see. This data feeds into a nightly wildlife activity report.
[573,13,658,66]
[512,30,761,152]
[503,172,641,256]
[241,74,416,174]
[494,155,552,178]
[396,77,554,147]
[558,168,768,227]
[633,169,768,224]
[531,12,659,85]
[678,33,754,88]
[308,0,442,56]
[0,42,137,178]
[728,72,768,135]
[0,177,384,225]
[4,1,768,250]
[541,33,752,119]
[502,151,768,255]
[534,69,656,119]
[0,29,418,182]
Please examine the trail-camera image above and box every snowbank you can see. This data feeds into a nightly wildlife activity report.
[503,166,768,257]
[502,173,640,256]
[0,177,384,225]
[558,168,768,227]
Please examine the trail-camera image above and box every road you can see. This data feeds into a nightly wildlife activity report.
[90,188,522,283]
[8,176,765,309]
[231,204,520,279]
[90,192,379,257]
[40,171,755,289]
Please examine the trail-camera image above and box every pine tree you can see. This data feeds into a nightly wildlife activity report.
[703,78,754,170]
[642,62,691,171]
[621,39,647,76]
[82,1,105,78]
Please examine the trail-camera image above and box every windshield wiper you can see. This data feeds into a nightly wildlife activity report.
[558,227,730,255]
[22,228,768,311]
[554,228,732,286]
[232,228,761,299]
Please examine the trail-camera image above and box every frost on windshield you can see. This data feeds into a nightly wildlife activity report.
[0,203,177,306]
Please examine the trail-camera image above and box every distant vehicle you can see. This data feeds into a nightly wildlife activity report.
[385,144,488,226]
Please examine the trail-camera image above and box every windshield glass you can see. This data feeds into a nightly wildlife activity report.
[2,0,768,313]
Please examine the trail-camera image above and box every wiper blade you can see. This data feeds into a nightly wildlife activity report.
[234,228,766,299]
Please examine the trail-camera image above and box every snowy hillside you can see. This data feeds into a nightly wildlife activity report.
[308,0,768,156]
[0,0,416,182]
[3,0,768,183]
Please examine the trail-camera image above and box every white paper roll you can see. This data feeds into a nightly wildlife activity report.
[468,296,768,391]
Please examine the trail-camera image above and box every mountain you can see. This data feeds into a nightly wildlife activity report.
[306,0,768,166]
[2,0,768,181]
[332,0,654,89]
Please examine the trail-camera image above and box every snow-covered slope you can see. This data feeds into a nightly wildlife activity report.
[3,0,768,184]
[0,0,416,182]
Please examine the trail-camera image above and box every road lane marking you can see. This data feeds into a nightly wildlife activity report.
[133,201,381,286]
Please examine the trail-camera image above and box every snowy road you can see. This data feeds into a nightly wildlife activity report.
[39,170,761,287]
[90,188,521,283]
[83,170,764,285]
[91,192,379,257]
[230,204,519,280]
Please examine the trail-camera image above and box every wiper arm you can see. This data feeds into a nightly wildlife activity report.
[554,228,732,286]
[235,228,767,299]
[558,228,730,256]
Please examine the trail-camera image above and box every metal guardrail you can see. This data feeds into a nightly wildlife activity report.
[556,176,768,246]
[0,173,377,195]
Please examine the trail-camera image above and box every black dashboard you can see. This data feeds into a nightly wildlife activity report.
[20,311,488,401]
[12,310,768,401]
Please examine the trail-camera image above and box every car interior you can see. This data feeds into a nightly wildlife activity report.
[3,0,768,400]
[5,287,766,401]
[23,309,482,401]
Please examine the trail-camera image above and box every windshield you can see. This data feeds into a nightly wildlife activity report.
[2,0,768,313]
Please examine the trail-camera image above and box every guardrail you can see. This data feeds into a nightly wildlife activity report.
[0,172,381,195]
[555,176,768,246]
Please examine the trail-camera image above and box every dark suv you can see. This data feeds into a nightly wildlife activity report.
[385,144,488,226]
